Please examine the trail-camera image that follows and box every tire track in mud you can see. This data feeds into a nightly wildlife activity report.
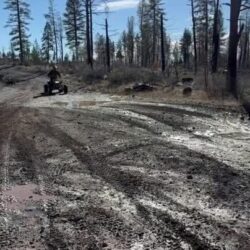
[11,133,58,250]
[0,107,56,249]
[39,108,250,249]
[0,132,12,249]
[25,115,183,248]
[0,106,21,249]
[104,104,250,172]
[0,100,249,249]
[30,114,228,249]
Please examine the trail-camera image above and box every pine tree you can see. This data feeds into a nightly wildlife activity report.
[127,16,135,65]
[45,0,59,62]
[181,29,192,68]
[4,0,32,64]
[121,31,128,64]
[57,14,64,62]
[41,21,53,62]
[110,41,115,64]
[227,0,250,98]
[116,39,124,63]
[10,42,16,62]
[31,40,41,64]
[95,33,106,65]
[64,53,70,62]
[193,0,213,63]
[64,0,84,61]
[138,0,166,68]
[190,0,198,73]
[134,34,141,66]
[239,9,250,68]
[105,18,111,72]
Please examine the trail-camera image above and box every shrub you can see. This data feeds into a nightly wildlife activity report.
[109,66,164,85]
[81,66,106,84]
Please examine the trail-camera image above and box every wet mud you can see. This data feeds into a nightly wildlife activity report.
[0,73,249,249]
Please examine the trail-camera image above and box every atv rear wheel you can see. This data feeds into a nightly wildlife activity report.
[44,85,49,94]
[48,85,53,95]
[63,85,68,94]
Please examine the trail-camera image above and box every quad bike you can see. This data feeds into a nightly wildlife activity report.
[44,80,68,95]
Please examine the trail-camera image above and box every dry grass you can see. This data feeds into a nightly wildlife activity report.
[108,66,166,85]
[238,72,250,103]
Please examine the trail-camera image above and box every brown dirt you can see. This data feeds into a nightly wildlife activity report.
[0,65,249,250]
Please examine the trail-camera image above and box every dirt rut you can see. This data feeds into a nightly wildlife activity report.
[0,78,249,249]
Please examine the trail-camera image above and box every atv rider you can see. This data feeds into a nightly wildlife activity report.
[48,65,61,88]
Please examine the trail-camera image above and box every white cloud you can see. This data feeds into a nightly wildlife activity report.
[97,0,140,12]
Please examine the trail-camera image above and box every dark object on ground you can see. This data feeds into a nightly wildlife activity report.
[183,87,192,96]
[133,83,154,92]
[5,78,16,85]
[182,77,194,84]
[242,102,250,119]
[44,81,68,95]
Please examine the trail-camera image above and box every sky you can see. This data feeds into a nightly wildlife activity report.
[0,0,230,52]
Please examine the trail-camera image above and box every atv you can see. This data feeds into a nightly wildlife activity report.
[44,80,68,95]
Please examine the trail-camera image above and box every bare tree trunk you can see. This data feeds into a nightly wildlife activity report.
[160,14,165,72]
[73,1,79,61]
[140,0,145,67]
[85,0,93,68]
[16,0,24,64]
[105,18,111,73]
[59,29,64,62]
[191,0,197,74]
[247,32,250,67]
[51,2,58,63]
[204,0,209,89]
[227,0,244,98]
[90,0,93,60]
[211,0,220,73]
[152,3,156,66]
[242,14,249,68]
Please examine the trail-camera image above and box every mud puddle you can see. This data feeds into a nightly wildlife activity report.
[27,92,122,109]
[0,184,54,211]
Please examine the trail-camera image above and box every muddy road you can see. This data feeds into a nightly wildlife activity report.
[0,72,250,249]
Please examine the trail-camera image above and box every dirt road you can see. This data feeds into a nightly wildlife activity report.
[0,70,250,249]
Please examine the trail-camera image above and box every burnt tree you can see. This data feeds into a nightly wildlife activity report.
[227,0,249,98]
[160,13,165,72]
[211,0,220,73]
[105,18,111,73]
[85,0,93,68]
[190,0,198,74]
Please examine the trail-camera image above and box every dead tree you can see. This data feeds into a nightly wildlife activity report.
[57,15,64,62]
[46,0,58,63]
[160,13,165,72]
[239,13,250,68]
[105,18,111,73]
[89,0,94,59]
[152,2,157,65]
[211,0,220,73]
[85,0,93,68]
[227,0,249,98]
[191,0,198,74]
[204,0,209,89]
